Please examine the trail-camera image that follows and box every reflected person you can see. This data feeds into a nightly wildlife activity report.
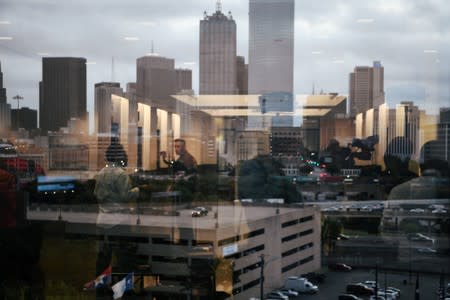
[93,140,139,297]
[160,138,198,175]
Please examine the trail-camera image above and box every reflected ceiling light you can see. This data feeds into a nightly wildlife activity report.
[423,49,438,53]
[356,18,374,23]
[124,36,140,41]
[139,21,156,26]
[145,52,160,56]
[85,61,97,65]
[333,59,344,64]
[183,62,196,65]
[0,36,13,40]
[37,52,50,56]
[0,21,11,25]
[311,51,322,55]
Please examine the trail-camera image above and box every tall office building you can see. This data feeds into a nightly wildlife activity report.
[236,56,248,95]
[0,61,11,132]
[248,0,294,95]
[94,82,123,134]
[349,61,385,117]
[175,68,192,93]
[199,2,237,95]
[39,57,87,133]
[136,54,176,106]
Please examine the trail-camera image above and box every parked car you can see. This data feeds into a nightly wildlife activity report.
[416,247,437,254]
[191,207,208,217]
[338,294,362,300]
[432,208,448,214]
[277,288,298,297]
[346,283,375,295]
[329,262,352,271]
[266,291,288,300]
[410,208,425,213]
[303,272,326,284]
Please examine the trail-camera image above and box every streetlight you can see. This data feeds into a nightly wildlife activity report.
[12,94,24,129]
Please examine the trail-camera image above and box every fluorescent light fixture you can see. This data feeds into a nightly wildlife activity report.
[356,18,374,23]
[311,51,322,55]
[423,49,438,53]
[0,36,13,40]
[124,36,140,41]
[0,21,11,25]
[85,61,97,65]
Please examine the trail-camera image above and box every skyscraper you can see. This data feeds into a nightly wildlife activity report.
[199,2,237,95]
[349,61,385,117]
[136,54,176,105]
[175,68,192,93]
[248,0,294,95]
[39,57,87,133]
[0,61,11,132]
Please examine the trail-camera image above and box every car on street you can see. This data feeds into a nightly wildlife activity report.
[407,233,434,243]
[329,262,352,271]
[191,207,208,217]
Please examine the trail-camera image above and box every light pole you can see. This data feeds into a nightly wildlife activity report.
[12,94,23,129]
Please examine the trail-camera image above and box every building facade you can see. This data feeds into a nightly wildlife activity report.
[39,57,87,133]
[27,204,321,300]
[11,107,38,131]
[248,0,294,95]
[199,5,237,95]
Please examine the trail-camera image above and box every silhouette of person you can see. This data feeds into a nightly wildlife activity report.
[381,136,417,195]
[388,140,450,200]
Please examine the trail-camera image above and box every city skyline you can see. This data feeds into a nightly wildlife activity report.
[0,0,448,120]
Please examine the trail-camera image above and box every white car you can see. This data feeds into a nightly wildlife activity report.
[278,288,298,297]
[432,208,447,214]
[410,208,425,213]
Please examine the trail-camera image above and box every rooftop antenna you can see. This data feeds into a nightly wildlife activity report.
[216,0,222,12]
[111,57,115,82]
[151,40,154,54]
[312,82,315,95]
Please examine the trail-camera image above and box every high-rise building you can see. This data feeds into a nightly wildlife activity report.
[175,68,192,93]
[0,61,11,132]
[94,82,123,135]
[39,57,87,133]
[136,54,176,106]
[199,3,237,95]
[236,56,248,95]
[11,107,38,131]
[349,61,385,117]
[436,108,450,162]
[248,0,294,95]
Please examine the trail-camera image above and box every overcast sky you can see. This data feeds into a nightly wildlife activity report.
[0,0,449,122]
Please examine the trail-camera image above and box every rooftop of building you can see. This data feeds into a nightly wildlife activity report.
[27,203,317,230]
